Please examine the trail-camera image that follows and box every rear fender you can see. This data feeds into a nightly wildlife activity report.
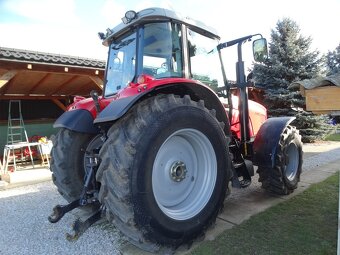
[94,93,147,124]
[54,109,99,134]
[94,82,230,135]
[253,117,295,168]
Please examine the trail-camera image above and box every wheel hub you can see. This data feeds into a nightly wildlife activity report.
[170,161,187,182]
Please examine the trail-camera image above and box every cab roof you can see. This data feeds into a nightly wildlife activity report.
[101,7,220,46]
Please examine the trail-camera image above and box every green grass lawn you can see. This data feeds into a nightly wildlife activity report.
[190,173,339,255]
[325,132,340,141]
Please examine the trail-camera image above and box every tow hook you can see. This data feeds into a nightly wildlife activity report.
[48,151,102,240]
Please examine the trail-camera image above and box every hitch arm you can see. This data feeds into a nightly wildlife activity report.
[48,152,99,223]
[48,199,80,223]
[48,148,102,240]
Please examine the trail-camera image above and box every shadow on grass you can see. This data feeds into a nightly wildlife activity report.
[190,173,339,255]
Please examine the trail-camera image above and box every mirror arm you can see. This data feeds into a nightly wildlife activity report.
[217,34,263,51]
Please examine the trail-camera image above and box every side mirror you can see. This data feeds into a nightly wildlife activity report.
[253,38,268,62]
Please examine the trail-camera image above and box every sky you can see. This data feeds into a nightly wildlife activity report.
[0,0,339,79]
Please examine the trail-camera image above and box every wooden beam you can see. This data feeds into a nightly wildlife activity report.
[89,76,104,91]
[48,75,79,96]
[52,99,67,111]
[68,80,93,96]
[0,70,21,95]
[0,70,18,89]
[27,73,52,95]
[0,59,105,77]
[0,95,67,100]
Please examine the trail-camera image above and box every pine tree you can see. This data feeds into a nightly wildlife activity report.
[325,43,340,75]
[252,18,331,142]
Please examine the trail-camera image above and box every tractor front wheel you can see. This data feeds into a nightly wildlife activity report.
[96,94,231,251]
[257,125,303,195]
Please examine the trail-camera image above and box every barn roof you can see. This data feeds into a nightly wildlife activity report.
[0,47,106,68]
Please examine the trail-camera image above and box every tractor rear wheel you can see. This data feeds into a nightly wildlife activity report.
[96,94,231,251]
[257,125,303,195]
[51,128,102,202]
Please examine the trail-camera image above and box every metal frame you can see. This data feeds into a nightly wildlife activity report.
[1,142,44,174]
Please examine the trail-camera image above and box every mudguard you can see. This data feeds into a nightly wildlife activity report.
[54,109,99,134]
[89,81,230,138]
[93,83,229,131]
[253,117,295,168]
[94,93,146,124]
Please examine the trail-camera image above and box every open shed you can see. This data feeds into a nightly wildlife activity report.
[0,47,105,110]
[0,47,106,154]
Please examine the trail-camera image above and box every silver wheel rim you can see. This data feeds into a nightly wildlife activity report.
[152,128,217,220]
[284,142,299,181]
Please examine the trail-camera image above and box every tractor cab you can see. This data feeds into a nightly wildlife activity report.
[97,8,267,141]
[99,8,224,97]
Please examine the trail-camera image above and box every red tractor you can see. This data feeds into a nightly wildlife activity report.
[49,8,303,252]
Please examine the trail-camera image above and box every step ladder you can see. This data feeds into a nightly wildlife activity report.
[3,100,35,172]
[7,100,27,145]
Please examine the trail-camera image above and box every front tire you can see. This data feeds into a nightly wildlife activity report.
[96,94,231,251]
[257,125,303,195]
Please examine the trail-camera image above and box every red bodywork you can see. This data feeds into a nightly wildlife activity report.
[227,96,267,139]
[68,76,193,117]
[68,75,267,138]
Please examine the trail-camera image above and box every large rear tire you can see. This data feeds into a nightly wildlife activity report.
[257,125,303,195]
[96,94,231,251]
[51,128,101,202]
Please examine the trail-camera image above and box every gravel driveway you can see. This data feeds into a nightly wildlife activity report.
[0,182,125,255]
[1,142,339,255]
